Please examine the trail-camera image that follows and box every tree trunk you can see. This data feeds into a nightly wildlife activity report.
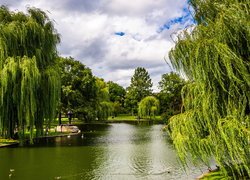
[58,111,62,125]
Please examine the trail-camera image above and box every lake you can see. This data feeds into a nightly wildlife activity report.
[0,123,205,179]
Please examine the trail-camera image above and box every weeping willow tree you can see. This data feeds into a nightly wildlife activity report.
[138,96,159,120]
[168,0,250,178]
[0,6,61,141]
[97,101,113,121]
[95,78,113,121]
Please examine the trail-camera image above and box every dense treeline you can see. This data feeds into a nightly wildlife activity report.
[0,6,184,142]
[59,58,184,123]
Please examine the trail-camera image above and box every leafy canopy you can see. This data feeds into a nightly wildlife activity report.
[0,6,60,140]
[96,78,113,121]
[125,67,153,114]
[158,72,186,120]
[168,0,250,177]
[107,81,126,103]
[138,96,159,120]
[59,57,97,122]
[107,81,126,115]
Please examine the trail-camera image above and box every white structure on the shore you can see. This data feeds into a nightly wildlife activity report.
[56,125,80,133]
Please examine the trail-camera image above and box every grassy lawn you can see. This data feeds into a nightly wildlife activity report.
[0,138,18,143]
[0,138,18,147]
[108,115,138,121]
[108,114,163,121]
[51,117,81,126]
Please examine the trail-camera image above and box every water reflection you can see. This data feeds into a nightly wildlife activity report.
[0,123,205,180]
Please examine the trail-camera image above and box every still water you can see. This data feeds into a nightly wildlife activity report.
[0,123,205,180]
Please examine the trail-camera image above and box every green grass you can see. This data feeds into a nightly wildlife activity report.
[38,131,70,137]
[108,115,137,121]
[0,138,18,146]
[153,116,163,121]
[51,117,81,126]
[108,115,163,121]
[0,138,18,143]
[199,170,229,180]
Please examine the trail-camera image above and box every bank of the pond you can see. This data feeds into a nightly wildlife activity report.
[0,126,82,148]
[0,142,19,148]
[107,115,164,124]
[197,170,241,180]
[0,139,19,148]
[107,119,164,125]
[0,121,164,147]
[35,131,81,139]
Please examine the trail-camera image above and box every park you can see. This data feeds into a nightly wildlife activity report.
[0,0,249,179]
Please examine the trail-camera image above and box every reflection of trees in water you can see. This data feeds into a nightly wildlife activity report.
[0,124,205,179]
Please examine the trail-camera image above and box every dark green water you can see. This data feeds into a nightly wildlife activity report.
[0,124,205,180]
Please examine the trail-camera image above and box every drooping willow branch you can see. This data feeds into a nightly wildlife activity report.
[168,0,250,177]
[138,96,159,120]
[0,6,61,141]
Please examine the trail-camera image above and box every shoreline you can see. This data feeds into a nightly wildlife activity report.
[0,121,164,148]
[107,119,164,124]
[0,142,19,148]
[35,131,81,139]
[0,131,81,148]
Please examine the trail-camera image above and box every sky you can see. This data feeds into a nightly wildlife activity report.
[0,0,194,91]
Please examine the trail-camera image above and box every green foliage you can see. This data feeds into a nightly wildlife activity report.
[95,78,112,121]
[97,101,113,121]
[138,96,159,120]
[108,114,137,121]
[158,72,186,122]
[168,0,250,178]
[59,57,97,122]
[124,90,138,115]
[107,81,126,103]
[125,67,153,115]
[0,7,60,140]
[107,81,126,115]
[96,78,109,102]
[111,101,122,117]
[0,138,18,143]
[59,59,115,122]
[200,171,229,180]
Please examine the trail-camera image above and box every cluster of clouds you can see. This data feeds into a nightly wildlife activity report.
[1,0,194,91]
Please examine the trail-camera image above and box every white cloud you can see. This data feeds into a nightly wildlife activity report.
[2,0,192,91]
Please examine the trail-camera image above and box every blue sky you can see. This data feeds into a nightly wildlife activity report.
[0,0,194,91]
[158,7,195,32]
[115,32,126,36]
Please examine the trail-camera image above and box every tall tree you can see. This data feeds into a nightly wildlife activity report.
[125,67,153,115]
[158,72,185,121]
[107,81,126,116]
[59,57,97,123]
[168,0,250,178]
[0,7,60,140]
[107,81,126,103]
